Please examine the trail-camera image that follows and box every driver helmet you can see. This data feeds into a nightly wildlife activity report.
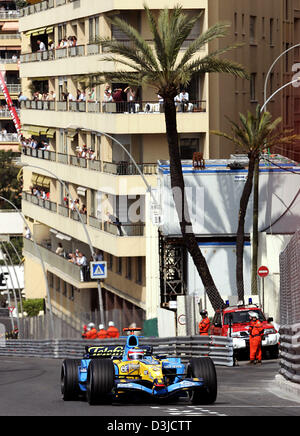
[87,322,95,330]
[128,348,145,360]
[200,310,208,317]
[249,311,259,319]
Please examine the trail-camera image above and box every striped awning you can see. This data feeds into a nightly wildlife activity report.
[25,26,54,37]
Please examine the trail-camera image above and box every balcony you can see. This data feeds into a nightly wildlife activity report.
[20,98,207,135]
[22,192,146,257]
[23,236,98,289]
[22,146,157,175]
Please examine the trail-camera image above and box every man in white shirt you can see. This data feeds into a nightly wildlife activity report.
[37,40,46,52]
[179,90,189,112]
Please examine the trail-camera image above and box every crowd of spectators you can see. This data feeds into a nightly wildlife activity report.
[21,135,50,151]
[29,185,50,201]
[75,144,96,160]
[37,36,78,53]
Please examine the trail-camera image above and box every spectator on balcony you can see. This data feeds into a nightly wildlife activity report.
[72,36,77,46]
[178,89,189,112]
[37,40,46,52]
[106,211,123,236]
[80,204,87,215]
[48,40,55,50]
[78,90,86,102]
[88,88,96,102]
[56,243,64,257]
[25,227,31,240]
[158,94,164,113]
[124,86,136,113]
[94,249,103,261]
[104,85,112,102]
[47,91,56,101]
[77,252,89,281]
[112,88,123,113]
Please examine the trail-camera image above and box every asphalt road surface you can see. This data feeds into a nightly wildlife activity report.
[0,357,300,418]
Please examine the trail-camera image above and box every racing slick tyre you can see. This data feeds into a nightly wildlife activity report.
[188,357,217,405]
[87,359,115,405]
[61,359,81,401]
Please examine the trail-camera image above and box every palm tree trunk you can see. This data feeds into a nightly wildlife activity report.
[164,97,224,311]
[236,155,256,302]
[251,157,259,295]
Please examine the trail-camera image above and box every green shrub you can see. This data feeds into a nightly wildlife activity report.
[22,299,44,317]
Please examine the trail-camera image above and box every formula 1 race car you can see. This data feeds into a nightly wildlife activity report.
[61,328,217,405]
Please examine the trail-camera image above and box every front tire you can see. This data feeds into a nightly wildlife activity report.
[61,359,81,401]
[188,357,217,405]
[87,359,115,405]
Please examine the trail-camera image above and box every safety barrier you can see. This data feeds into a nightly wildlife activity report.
[0,336,234,366]
[279,324,300,384]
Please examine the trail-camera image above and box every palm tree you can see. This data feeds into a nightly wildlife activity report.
[212,105,299,301]
[97,6,248,311]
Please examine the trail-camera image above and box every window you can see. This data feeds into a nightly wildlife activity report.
[136,257,143,284]
[108,254,113,270]
[126,257,132,280]
[180,138,200,160]
[250,73,257,101]
[56,277,61,293]
[250,16,256,44]
[117,257,122,275]
[69,285,74,301]
[234,12,237,35]
[270,18,274,45]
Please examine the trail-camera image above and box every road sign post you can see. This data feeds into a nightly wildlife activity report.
[257,266,269,311]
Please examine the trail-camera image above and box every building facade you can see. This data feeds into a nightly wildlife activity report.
[0,0,21,151]
[18,0,299,333]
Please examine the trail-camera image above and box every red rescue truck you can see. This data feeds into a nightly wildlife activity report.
[210,300,279,359]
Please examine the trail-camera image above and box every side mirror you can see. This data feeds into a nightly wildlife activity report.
[267,317,273,323]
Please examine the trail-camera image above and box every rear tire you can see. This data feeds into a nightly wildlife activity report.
[87,359,115,405]
[61,359,81,401]
[188,357,217,405]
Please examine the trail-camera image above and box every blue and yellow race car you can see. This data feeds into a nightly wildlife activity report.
[61,329,217,405]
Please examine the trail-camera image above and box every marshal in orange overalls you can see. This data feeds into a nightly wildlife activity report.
[249,320,264,362]
[199,317,210,336]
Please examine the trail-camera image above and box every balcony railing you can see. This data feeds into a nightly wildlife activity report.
[0,33,21,39]
[22,192,145,238]
[23,237,88,284]
[1,84,22,94]
[0,133,19,143]
[20,99,207,114]
[22,146,158,176]
[0,11,20,19]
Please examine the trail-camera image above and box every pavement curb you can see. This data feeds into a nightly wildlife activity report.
[274,374,300,401]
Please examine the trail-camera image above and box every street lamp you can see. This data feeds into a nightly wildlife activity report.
[65,126,159,207]
[0,195,55,338]
[263,43,300,112]
[20,163,105,325]
[261,77,300,113]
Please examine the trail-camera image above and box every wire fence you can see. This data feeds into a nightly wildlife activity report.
[279,230,300,325]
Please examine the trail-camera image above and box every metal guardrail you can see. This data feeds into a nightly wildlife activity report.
[279,324,300,384]
[0,336,234,366]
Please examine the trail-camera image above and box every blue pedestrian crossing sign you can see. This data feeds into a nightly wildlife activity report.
[90,261,107,279]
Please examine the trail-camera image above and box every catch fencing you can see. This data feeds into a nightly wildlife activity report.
[279,231,300,384]
[279,230,300,325]
[0,336,234,366]
[279,324,300,384]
